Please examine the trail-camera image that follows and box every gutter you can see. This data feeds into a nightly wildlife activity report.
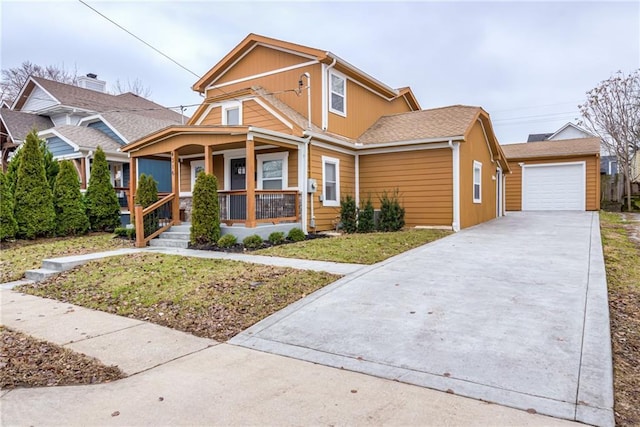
[321,58,337,130]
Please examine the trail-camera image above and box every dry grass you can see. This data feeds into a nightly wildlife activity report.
[599,211,640,426]
[0,233,133,283]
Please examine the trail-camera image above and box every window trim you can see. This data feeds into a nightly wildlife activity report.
[190,160,205,192]
[473,160,482,204]
[328,71,347,117]
[322,155,340,207]
[257,152,289,190]
[222,101,242,125]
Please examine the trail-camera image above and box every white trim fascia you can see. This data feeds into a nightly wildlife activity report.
[194,103,218,125]
[257,43,319,61]
[38,129,81,151]
[521,161,586,211]
[304,130,355,150]
[358,136,465,150]
[211,60,319,91]
[360,142,451,156]
[321,155,340,207]
[451,141,460,232]
[248,126,308,144]
[251,97,294,130]
[11,76,60,110]
[256,151,289,190]
[310,140,355,156]
[180,191,193,197]
[53,152,84,161]
[547,122,594,140]
[477,118,495,163]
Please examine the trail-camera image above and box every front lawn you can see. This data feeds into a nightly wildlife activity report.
[255,229,451,264]
[17,253,339,341]
[599,211,640,426]
[0,233,133,283]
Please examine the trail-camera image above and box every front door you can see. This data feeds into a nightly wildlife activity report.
[230,158,246,220]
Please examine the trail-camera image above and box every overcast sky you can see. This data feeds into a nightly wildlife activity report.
[2,1,639,143]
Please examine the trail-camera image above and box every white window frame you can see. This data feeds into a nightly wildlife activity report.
[257,152,289,190]
[322,155,340,207]
[191,160,205,192]
[328,71,347,117]
[222,101,242,125]
[473,161,482,204]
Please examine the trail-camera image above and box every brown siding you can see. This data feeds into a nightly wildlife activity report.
[243,99,291,133]
[180,160,193,192]
[505,155,600,211]
[327,79,413,139]
[179,156,225,192]
[459,122,499,229]
[307,145,356,231]
[359,149,453,227]
[199,106,222,125]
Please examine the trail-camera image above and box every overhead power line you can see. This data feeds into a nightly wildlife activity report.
[78,0,200,78]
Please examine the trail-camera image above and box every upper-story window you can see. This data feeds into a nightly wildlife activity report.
[329,72,346,116]
[222,102,242,125]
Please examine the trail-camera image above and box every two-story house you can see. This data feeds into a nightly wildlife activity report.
[121,33,510,245]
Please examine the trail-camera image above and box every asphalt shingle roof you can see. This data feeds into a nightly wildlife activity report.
[358,105,481,145]
[99,111,179,142]
[51,125,123,153]
[501,137,601,159]
[0,108,53,142]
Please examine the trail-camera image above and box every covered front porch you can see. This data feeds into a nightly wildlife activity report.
[121,126,308,247]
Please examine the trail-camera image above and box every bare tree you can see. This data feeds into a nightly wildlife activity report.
[112,78,152,99]
[579,69,640,211]
[1,61,78,105]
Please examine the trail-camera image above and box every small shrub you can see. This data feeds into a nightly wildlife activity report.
[217,234,237,248]
[0,171,17,240]
[357,197,375,233]
[243,234,264,249]
[85,146,121,232]
[268,231,285,245]
[190,173,220,245]
[136,174,159,237]
[114,227,135,240]
[287,227,306,242]
[378,189,405,232]
[340,195,358,233]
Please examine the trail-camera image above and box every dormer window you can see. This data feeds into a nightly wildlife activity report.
[329,72,346,116]
[222,102,242,125]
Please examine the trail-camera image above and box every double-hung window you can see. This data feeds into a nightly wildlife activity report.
[322,156,340,206]
[222,101,242,125]
[257,152,288,190]
[329,72,346,116]
[473,161,482,203]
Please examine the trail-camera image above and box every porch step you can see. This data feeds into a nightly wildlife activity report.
[168,223,191,233]
[158,231,190,241]
[149,238,189,249]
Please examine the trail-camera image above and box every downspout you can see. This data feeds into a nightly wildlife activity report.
[355,153,360,206]
[322,58,337,131]
[448,140,460,232]
[84,150,93,191]
[300,135,312,234]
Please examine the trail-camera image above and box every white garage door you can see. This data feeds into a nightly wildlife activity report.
[522,163,585,210]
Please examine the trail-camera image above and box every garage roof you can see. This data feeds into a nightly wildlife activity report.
[501,137,601,159]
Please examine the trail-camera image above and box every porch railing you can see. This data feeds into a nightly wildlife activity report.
[114,187,131,211]
[218,190,299,225]
[134,192,176,248]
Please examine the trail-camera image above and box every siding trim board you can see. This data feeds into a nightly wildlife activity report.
[211,60,319,90]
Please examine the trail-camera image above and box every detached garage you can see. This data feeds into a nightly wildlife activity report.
[502,137,600,211]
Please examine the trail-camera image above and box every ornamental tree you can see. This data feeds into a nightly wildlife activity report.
[53,160,89,236]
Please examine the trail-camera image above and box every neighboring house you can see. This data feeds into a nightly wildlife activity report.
[2,74,184,223]
[121,33,510,243]
[502,137,601,211]
[600,155,618,175]
[526,122,594,142]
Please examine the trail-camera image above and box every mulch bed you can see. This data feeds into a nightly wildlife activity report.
[189,233,330,253]
[0,327,124,390]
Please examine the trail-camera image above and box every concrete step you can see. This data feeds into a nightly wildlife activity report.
[149,238,189,249]
[169,223,191,233]
[25,268,61,282]
[158,231,190,240]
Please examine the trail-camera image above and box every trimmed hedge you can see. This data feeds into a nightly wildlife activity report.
[217,234,237,248]
[243,234,263,249]
[268,231,285,245]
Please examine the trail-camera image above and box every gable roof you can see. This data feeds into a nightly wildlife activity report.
[0,108,53,142]
[358,105,482,145]
[527,133,553,142]
[192,33,420,109]
[547,122,593,140]
[501,137,601,159]
[41,125,123,154]
[13,76,185,123]
[83,111,181,143]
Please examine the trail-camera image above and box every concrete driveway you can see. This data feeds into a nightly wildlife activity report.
[231,212,614,426]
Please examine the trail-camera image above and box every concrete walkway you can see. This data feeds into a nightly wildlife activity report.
[231,212,614,426]
[1,289,577,426]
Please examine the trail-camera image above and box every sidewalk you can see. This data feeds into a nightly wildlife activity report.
[1,288,579,426]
